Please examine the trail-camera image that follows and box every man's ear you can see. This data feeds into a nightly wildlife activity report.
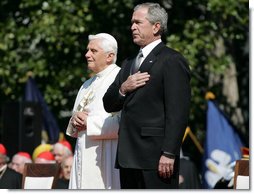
[153,22,161,35]
[107,52,115,63]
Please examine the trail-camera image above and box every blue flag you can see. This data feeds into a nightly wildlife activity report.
[25,77,59,143]
[202,100,244,189]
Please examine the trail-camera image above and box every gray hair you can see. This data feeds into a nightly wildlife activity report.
[88,33,118,64]
[54,142,73,157]
[0,153,9,163]
[134,3,168,35]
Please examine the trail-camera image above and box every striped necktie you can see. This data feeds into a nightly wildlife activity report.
[132,50,143,74]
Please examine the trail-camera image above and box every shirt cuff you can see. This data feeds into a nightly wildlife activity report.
[119,89,126,97]
[162,151,175,159]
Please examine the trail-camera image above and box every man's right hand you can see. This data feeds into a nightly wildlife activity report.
[71,111,88,132]
[120,71,150,95]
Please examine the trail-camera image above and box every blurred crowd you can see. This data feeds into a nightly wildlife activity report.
[0,140,73,189]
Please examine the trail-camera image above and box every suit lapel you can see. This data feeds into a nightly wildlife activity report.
[124,42,166,103]
[122,42,165,80]
[139,53,157,73]
[139,42,165,73]
[122,58,135,82]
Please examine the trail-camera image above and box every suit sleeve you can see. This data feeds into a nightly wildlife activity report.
[162,53,191,154]
[103,65,126,113]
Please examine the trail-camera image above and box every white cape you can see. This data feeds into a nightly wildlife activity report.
[66,64,120,189]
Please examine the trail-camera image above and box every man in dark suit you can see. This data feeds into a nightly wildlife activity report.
[103,2,191,189]
[0,144,22,189]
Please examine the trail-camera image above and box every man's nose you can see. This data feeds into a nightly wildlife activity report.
[85,50,91,58]
[85,52,89,58]
[131,23,136,31]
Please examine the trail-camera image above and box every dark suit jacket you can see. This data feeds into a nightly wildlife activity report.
[0,167,22,189]
[179,158,201,189]
[54,178,69,189]
[103,42,191,171]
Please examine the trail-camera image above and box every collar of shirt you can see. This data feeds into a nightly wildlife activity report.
[96,63,117,79]
[140,39,162,64]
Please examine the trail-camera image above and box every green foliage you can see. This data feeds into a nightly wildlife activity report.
[0,0,249,152]
[166,0,248,147]
[0,0,90,114]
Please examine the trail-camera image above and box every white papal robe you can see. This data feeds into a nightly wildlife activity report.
[66,64,120,189]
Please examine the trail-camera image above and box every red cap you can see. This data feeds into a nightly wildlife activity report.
[241,147,249,158]
[0,144,7,155]
[17,152,31,159]
[37,151,55,161]
[58,140,72,152]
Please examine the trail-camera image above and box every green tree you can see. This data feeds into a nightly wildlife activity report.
[0,0,134,130]
[166,0,248,162]
[0,0,249,161]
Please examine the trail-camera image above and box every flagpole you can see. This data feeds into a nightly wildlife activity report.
[183,127,204,154]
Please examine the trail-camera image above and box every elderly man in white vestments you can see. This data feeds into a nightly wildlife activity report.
[66,33,120,189]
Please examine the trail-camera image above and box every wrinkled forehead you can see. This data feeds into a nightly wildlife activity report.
[87,39,103,50]
[63,156,73,164]
[132,8,149,22]
[12,155,24,162]
[0,156,5,163]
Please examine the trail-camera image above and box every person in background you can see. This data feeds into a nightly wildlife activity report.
[52,140,73,164]
[178,150,201,189]
[66,33,120,189]
[9,151,32,175]
[103,2,191,189]
[55,155,73,189]
[34,151,56,164]
[32,143,53,161]
[0,144,22,189]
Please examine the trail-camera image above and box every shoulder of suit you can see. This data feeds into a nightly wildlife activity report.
[6,167,22,177]
[159,45,186,58]
[119,57,133,68]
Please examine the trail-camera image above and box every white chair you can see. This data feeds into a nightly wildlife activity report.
[22,163,60,189]
[233,159,249,189]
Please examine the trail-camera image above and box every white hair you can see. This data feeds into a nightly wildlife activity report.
[13,154,32,164]
[54,142,72,157]
[88,33,118,63]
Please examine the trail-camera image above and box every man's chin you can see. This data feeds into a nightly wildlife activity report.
[133,40,143,47]
[133,38,139,44]
[87,63,94,67]
[87,64,93,71]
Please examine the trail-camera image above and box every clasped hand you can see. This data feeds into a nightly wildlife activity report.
[71,111,88,131]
